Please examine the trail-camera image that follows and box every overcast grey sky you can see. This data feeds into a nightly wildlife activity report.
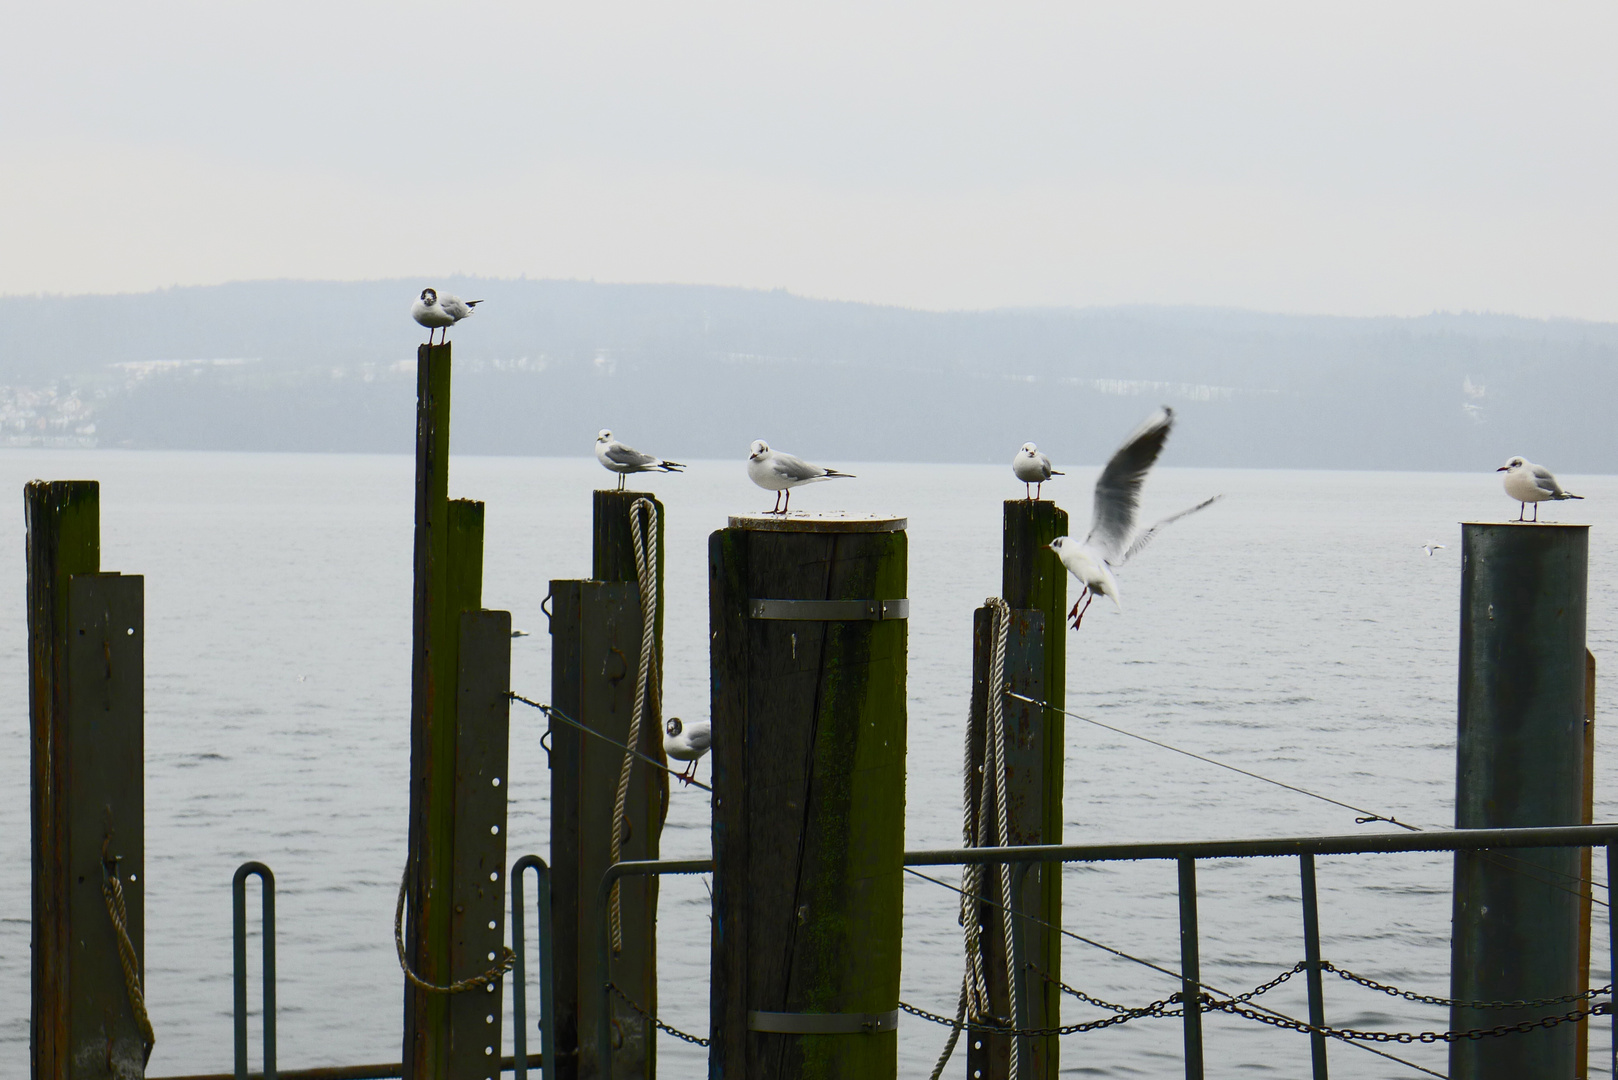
[4,2,1614,317]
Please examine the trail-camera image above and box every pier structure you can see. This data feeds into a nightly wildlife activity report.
[402,342,515,1080]
[549,489,669,1080]
[962,499,1068,1079]
[28,481,150,1079]
[708,513,908,1079]
[1451,521,1589,1080]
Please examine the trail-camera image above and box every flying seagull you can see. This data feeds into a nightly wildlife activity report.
[1045,406,1221,630]
[746,440,854,515]
[1421,540,1447,557]
[595,430,685,490]
[1012,443,1064,500]
[663,716,712,784]
[1498,456,1583,522]
[411,287,481,345]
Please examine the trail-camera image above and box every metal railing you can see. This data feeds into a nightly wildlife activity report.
[233,862,276,1080]
[597,823,1618,1080]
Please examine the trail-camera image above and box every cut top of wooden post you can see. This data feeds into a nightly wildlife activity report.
[727,512,906,533]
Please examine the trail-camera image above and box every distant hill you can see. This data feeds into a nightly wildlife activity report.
[2,278,1616,472]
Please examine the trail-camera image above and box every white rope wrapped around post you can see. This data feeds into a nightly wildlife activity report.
[610,496,661,953]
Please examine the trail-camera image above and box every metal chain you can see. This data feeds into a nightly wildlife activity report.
[1033,962,1299,1017]
[610,497,661,954]
[608,982,712,1046]
[1323,962,1612,1011]
[102,864,156,1064]
[900,994,1183,1038]
[394,868,516,993]
[1213,996,1612,1044]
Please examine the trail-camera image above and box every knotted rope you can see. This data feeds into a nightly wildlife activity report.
[610,496,661,953]
[394,868,516,993]
[102,861,156,1064]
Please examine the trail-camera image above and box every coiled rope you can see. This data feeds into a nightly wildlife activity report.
[102,861,155,1064]
[610,497,661,954]
[394,868,516,993]
[934,597,1018,1079]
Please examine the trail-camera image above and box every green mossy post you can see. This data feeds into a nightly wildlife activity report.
[548,490,669,1080]
[995,498,1068,1079]
[29,483,150,1079]
[404,343,510,1079]
[709,514,908,1080]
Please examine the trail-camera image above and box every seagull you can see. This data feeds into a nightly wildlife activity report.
[1421,541,1447,557]
[595,430,685,490]
[1012,443,1063,500]
[663,717,712,784]
[746,440,854,514]
[1498,456,1583,522]
[411,287,481,345]
[1045,406,1220,630]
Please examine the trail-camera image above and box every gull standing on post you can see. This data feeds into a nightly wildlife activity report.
[1046,406,1221,630]
[595,430,685,490]
[411,287,481,345]
[1012,442,1063,500]
[663,717,712,785]
[1497,456,1583,522]
[746,440,854,515]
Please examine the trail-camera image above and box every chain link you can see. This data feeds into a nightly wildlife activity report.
[608,982,712,1047]
[899,993,1185,1038]
[1323,962,1612,1011]
[1214,997,1611,1044]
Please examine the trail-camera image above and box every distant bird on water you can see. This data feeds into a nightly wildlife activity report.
[595,430,685,490]
[747,440,854,515]
[663,716,712,784]
[1498,456,1583,522]
[1046,406,1220,630]
[411,287,481,345]
[1012,443,1063,500]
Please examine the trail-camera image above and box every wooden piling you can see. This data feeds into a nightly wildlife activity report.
[548,491,669,1079]
[709,514,908,1080]
[29,481,150,1079]
[404,343,514,1080]
[987,498,1068,1078]
[1578,649,1595,1077]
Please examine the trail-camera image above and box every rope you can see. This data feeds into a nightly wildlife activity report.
[102,863,155,1064]
[611,497,660,953]
[394,868,516,993]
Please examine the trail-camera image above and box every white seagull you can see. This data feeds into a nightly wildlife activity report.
[411,287,481,345]
[663,717,712,784]
[1012,443,1064,500]
[595,430,685,490]
[1045,406,1220,630]
[746,440,854,515]
[1498,456,1583,522]
[1421,540,1447,557]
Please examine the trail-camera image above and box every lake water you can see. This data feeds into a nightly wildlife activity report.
[1,450,1615,1079]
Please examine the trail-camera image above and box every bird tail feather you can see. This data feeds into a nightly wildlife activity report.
[824,469,855,478]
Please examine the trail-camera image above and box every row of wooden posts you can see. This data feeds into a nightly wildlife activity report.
[25,338,1598,1080]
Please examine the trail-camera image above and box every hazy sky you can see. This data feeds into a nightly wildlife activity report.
[5,3,1615,317]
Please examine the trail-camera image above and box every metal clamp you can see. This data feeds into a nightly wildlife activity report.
[747,599,909,621]
[748,1009,899,1035]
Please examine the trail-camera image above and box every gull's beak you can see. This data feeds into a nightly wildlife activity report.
[1496,466,1508,472]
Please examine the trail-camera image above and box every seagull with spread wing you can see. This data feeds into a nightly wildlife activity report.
[595,430,685,490]
[1046,406,1220,630]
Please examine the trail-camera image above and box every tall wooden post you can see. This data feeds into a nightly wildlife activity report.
[709,514,908,1080]
[549,491,668,1079]
[29,481,149,1079]
[404,343,515,1080]
[962,499,1067,1079]
[1451,522,1587,1080]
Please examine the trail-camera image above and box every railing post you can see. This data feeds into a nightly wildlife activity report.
[512,855,555,1080]
[1299,854,1328,1080]
[233,862,276,1080]
[1177,856,1203,1080]
[1608,841,1616,1080]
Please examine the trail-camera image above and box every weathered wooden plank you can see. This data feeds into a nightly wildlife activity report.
[711,520,907,1080]
[547,581,585,1080]
[448,609,512,1080]
[27,480,101,1080]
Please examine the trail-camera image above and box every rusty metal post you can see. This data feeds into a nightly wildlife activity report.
[1451,522,1588,1080]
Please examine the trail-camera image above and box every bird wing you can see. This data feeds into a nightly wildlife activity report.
[1118,495,1221,566]
[770,453,828,482]
[1084,407,1174,560]
[686,721,713,754]
[605,443,659,468]
[1528,465,1564,495]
